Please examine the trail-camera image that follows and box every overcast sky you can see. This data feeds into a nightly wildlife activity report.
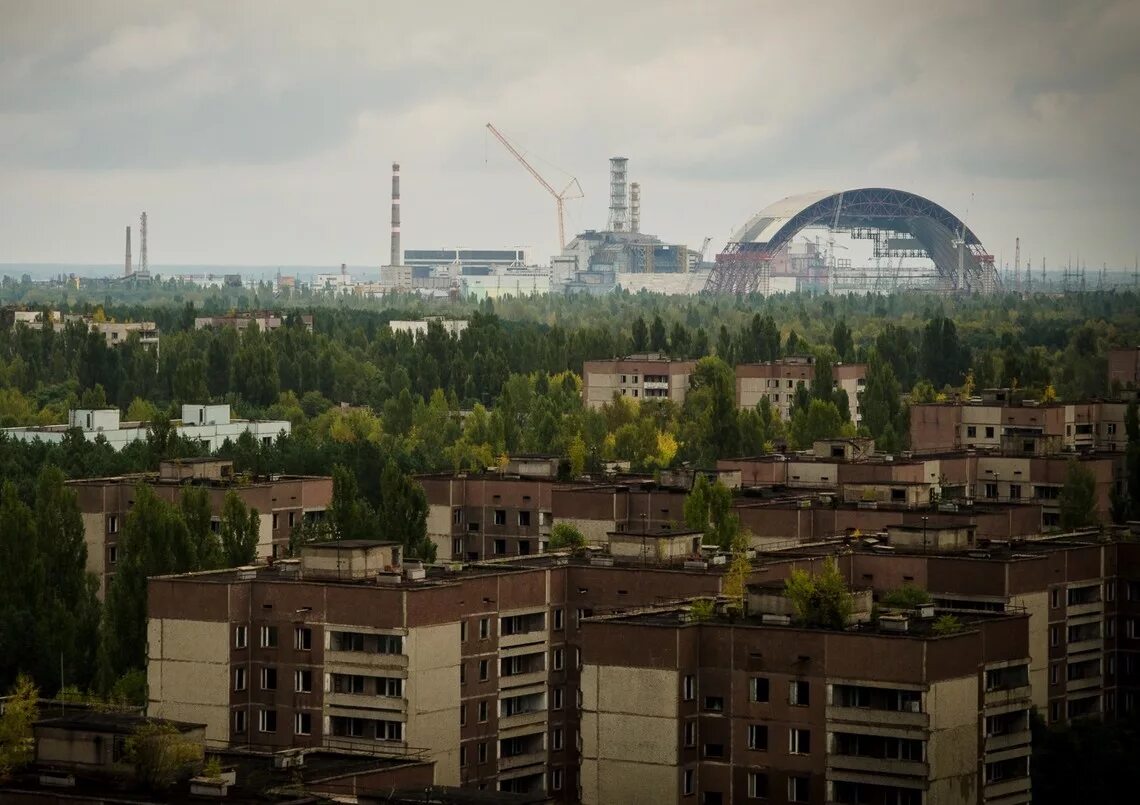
[2,0,1138,269]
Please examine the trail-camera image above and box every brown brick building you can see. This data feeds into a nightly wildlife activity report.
[70,458,332,597]
[580,602,1032,805]
[1107,347,1140,390]
[147,542,729,801]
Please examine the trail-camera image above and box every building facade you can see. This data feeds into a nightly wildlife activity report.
[1107,347,1140,390]
[736,359,868,425]
[579,604,1033,805]
[70,458,331,597]
[582,354,697,409]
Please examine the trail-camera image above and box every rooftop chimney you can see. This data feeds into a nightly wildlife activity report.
[608,157,628,232]
[390,163,401,267]
[629,182,641,234]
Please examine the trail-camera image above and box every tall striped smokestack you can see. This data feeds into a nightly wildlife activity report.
[390,162,401,267]
[124,226,132,277]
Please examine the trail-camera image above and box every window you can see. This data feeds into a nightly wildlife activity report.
[288,512,295,528]
[747,772,768,799]
[494,509,506,525]
[459,745,467,767]
[294,627,311,650]
[272,513,279,530]
[453,508,462,524]
[554,608,564,630]
[789,728,811,754]
[480,618,490,639]
[478,742,488,763]
[294,669,312,693]
[703,696,724,712]
[233,709,246,734]
[478,701,488,722]
[684,721,696,747]
[261,667,277,691]
[260,626,278,648]
[683,675,695,701]
[258,709,277,733]
[452,538,462,556]
[967,426,977,438]
[1009,484,1022,500]
[107,515,118,534]
[985,483,998,499]
[1050,626,1060,647]
[377,720,403,741]
[985,426,995,438]
[1051,664,1060,685]
[461,621,468,642]
[1051,588,1060,608]
[749,677,769,703]
[459,704,466,727]
[553,687,564,710]
[235,626,248,649]
[789,680,809,706]
[479,659,489,681]
[468,521,480,532]
[294,712,311,735]
[552,727,563,750]
[234,667,246,691]
[747,724,768,751]
[551,769,563,791]
[519,511,531,526]
[1051,701,1063,722]
[1108,423,1118,435]
[554,648,565,671]
[460,663,466,685]
[703,743,724,758]
[494,538,507,555]
[108,546,118,565]
[372,633,409,659]
[683,769,695,796]
[788,776,809,802]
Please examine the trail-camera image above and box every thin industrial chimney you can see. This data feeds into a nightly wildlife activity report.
[608,157,628,232]
[138,212,148,274]
[124,226,132,277]
[629,182,641,234]
[390,163,401,267]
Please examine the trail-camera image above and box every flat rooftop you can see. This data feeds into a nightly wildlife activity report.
[35,711,203,735]
[586,602,1017,637]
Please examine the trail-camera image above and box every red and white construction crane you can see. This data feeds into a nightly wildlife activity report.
[486,123,583,251]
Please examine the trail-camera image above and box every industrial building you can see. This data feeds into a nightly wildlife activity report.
[2,403,290,452]
[560,157,694,295]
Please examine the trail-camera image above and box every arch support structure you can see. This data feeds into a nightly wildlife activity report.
[704,187,999,294]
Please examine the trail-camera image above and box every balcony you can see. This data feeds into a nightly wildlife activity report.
[499,750,546,771]
[984,776,1031,800]
[1067,601,1103,618]
[325,692,406,713]
[499,709,547,733]
[1066,675,1103,692]
[826,706,928,731]
[326,650,408,671]
[500,630,547,649]
[1066,639,1102,655]
[985,731,1031,754]
[827,755,928,778]
[500,670,547,690]
[984,686,1033,708]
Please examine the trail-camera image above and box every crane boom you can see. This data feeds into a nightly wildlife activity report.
[486,123,581,250]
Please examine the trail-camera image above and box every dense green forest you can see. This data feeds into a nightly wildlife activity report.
[2,286,1139,700]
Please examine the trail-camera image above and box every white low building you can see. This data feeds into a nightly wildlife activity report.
[388,318,469,338]
[2,404,290,451]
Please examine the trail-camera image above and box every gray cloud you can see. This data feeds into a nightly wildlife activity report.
[1,0,1138,267]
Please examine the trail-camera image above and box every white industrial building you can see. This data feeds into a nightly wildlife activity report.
[2,404,290,451]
